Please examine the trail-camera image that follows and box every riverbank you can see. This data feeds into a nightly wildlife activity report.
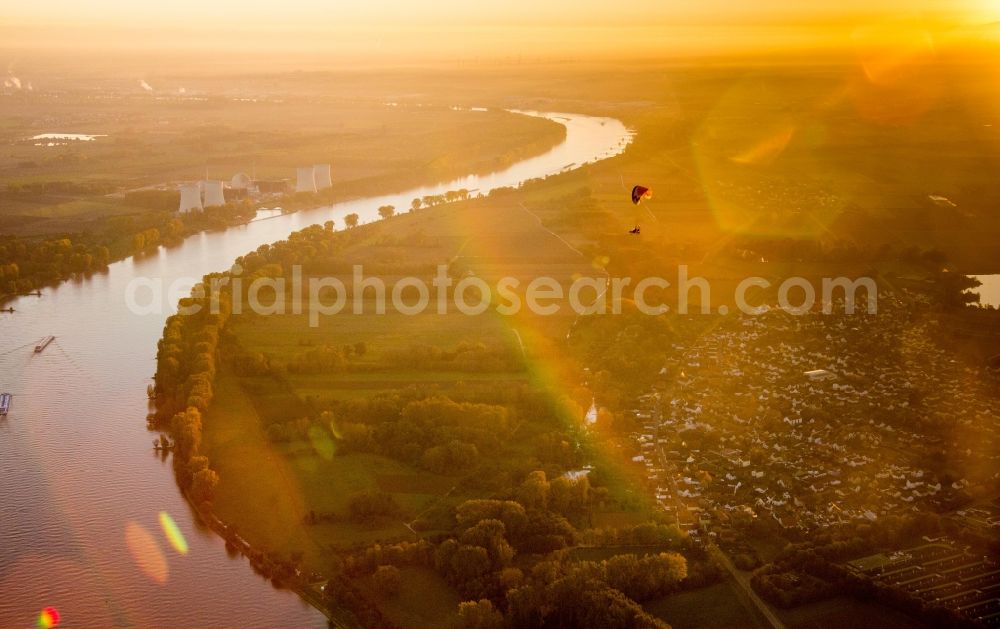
[0,108,564,306]
[149,109,646,626]
[0,101,629,628]
[130,106,635,627]
[181,489,358,628]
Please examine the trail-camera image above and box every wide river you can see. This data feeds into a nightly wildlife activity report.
[0,111,632,628]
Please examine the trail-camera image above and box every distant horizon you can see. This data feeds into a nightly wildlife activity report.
[3,1,1000,65]
[3,40,1000,78]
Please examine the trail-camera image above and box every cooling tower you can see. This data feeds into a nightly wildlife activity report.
[295,166,317,193]
[202,180,226,207]
[313,164,332,189]
[178,184,203,213]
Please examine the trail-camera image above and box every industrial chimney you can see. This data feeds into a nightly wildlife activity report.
[296,166,317,193]
[202,180,226,208]
[313,163,333,190]
[178,183,203,213]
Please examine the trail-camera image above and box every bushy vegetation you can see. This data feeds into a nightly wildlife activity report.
[0,200,256,301]
[331,492,694,629]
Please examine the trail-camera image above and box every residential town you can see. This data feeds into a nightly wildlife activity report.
[622,294,1000,537]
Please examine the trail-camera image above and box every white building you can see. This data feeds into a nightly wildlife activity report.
[804,369,836,381]
[201,180,226,208]
[295,167,317,193]
[178,184,203,213]
[231,172,252,191]
[313,163,332,189]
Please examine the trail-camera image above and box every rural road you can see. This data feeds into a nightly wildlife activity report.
[708,543,788,629]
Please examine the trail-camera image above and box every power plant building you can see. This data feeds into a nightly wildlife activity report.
[201,180,226,207]
[255,179,290,194]
[178,184,203,213]
[295,167,317,193]
[313,163,332,189]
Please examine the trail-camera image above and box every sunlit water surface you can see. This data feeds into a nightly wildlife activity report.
[971,274,1000,308]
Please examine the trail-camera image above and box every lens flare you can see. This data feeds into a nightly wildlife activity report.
[125,521,169,584]
[853,22,936,86]
[158,511,189,555]
[328,417,343,440]
[38,607,60,628]
[307,424,336,460]
[731,125,796,166]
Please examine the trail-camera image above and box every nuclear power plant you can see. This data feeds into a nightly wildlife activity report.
[177,180,226,212]
[201,180,226,207]
[295,166,317,193]
[178,184,203,213]
[228,173,253,200]
[177,163,330,213]
[230,172,252,191]
[313,164,332,189]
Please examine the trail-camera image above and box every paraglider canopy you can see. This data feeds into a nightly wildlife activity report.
[631,185,651,205]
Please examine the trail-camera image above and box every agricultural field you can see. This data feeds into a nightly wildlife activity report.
[204,369,453,571]
[643,582,765,629]
[0,87,563,235]
[199,195,649,580]
[775,596,932,629]
[227,309,526,402]
[500,63,1000,274]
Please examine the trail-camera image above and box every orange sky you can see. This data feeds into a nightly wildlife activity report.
[3,0,999,59]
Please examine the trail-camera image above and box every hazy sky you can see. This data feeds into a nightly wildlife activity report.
[6,0,995,24]
[4,0,999,59]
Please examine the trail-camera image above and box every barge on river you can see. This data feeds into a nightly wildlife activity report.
[34,336,55,353]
